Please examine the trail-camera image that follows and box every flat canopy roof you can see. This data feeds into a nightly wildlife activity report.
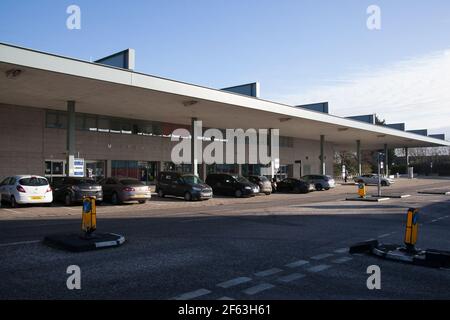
[1,42,449,150]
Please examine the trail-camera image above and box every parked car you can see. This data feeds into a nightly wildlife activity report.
[354,174,394,186]
[99,177,151,204]
[51,177,103,206]
[302,174,336,191]
[156,172,213,201]
[0,175,53,207]
[276,178,315,194]
[245,175,272,195]
[206,173,259,197]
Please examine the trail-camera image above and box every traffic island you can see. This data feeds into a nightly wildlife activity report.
[418,189,450,195]
[346,182,390,201]
[349,208,450,268]
[346,196,390,202]
[44,233,125,252]
[43,196,125,252]
[371,193,411,199]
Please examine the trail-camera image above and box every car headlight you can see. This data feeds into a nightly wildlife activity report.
[245,186,252,190]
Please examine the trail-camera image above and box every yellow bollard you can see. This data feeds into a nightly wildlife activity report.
[82,196,97,235]
[358,183,366,198]
[404,208,419,252]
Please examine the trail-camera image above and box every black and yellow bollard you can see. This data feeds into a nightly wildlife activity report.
[82,196,97,238]
[404,208,419,253]
[358,183,366,198]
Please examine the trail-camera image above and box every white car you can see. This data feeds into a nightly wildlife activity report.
[354,174,394,186]
[0,175,53,207]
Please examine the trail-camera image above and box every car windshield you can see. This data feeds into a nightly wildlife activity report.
[71,179,96,185]
[325,175,332,181]
[19,177,48,186]
[182,175,203,185]
[259,176,269,182]
[232,176,249,183]
[120,179,144,186]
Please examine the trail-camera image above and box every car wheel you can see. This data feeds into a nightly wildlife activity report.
[111,192,120,205]
[10,196,18,208]
[315,184,323,191]
[157,189,165,198]
[324,187,330,191]
[138,200,146,204]
[381,181,388,187]
[64,193,72,206]
[184,192,192,201]
[265,192,271,195]
[235,189,242,198]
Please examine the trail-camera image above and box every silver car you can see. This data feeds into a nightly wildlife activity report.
[354,174,394,186]
[100,177,151,204]
[302,175,336,191]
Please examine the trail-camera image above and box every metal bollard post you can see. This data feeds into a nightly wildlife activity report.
[82,196,97,238]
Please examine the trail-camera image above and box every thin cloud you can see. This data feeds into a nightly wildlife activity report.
[272,49,450,136]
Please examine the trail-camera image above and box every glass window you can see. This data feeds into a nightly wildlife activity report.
[45,161,52,175]
[46,112,58,128]
[75,114,84,130]
[181,175,203,185]
[85,115,97,131]
[121,120,132,134]
[98,118,110,132]
[46,111,67,129]
[19,177,49,186]
[52,161,64,175]
[120,179,144,186]
[110,119,122,133]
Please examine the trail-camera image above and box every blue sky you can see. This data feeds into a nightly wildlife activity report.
[1,0,450,135]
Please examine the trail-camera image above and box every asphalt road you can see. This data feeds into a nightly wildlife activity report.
[1,178,450,299]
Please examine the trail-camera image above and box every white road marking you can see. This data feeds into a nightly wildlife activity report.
[431,219,438,222]
[173,288,211,300]
[307,264,332,273]
[285,260,309,268]
[0,240,41,247]
[180,216,221,223]
[2,208,21,214]
[217,296,234,300]
[277,273,305,283]
[311,253,334,260]
[243,283,275,295]
[334,248,349,254]
[63,207,78,211]
[217,277,252,288]
[255,268,283,277]
[332,257,353,264]
[378,233,391,238]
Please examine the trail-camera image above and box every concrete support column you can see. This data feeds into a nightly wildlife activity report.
[106,160,112,178]
[238,164,243,176]
[268,128,275,179]
[200,163,207,181]
[320,135,325,175]
[66,101,76,177]
[356,140,362,176]
[405,147,409,167]
[191,117,199,176]
[384,144,389,177]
